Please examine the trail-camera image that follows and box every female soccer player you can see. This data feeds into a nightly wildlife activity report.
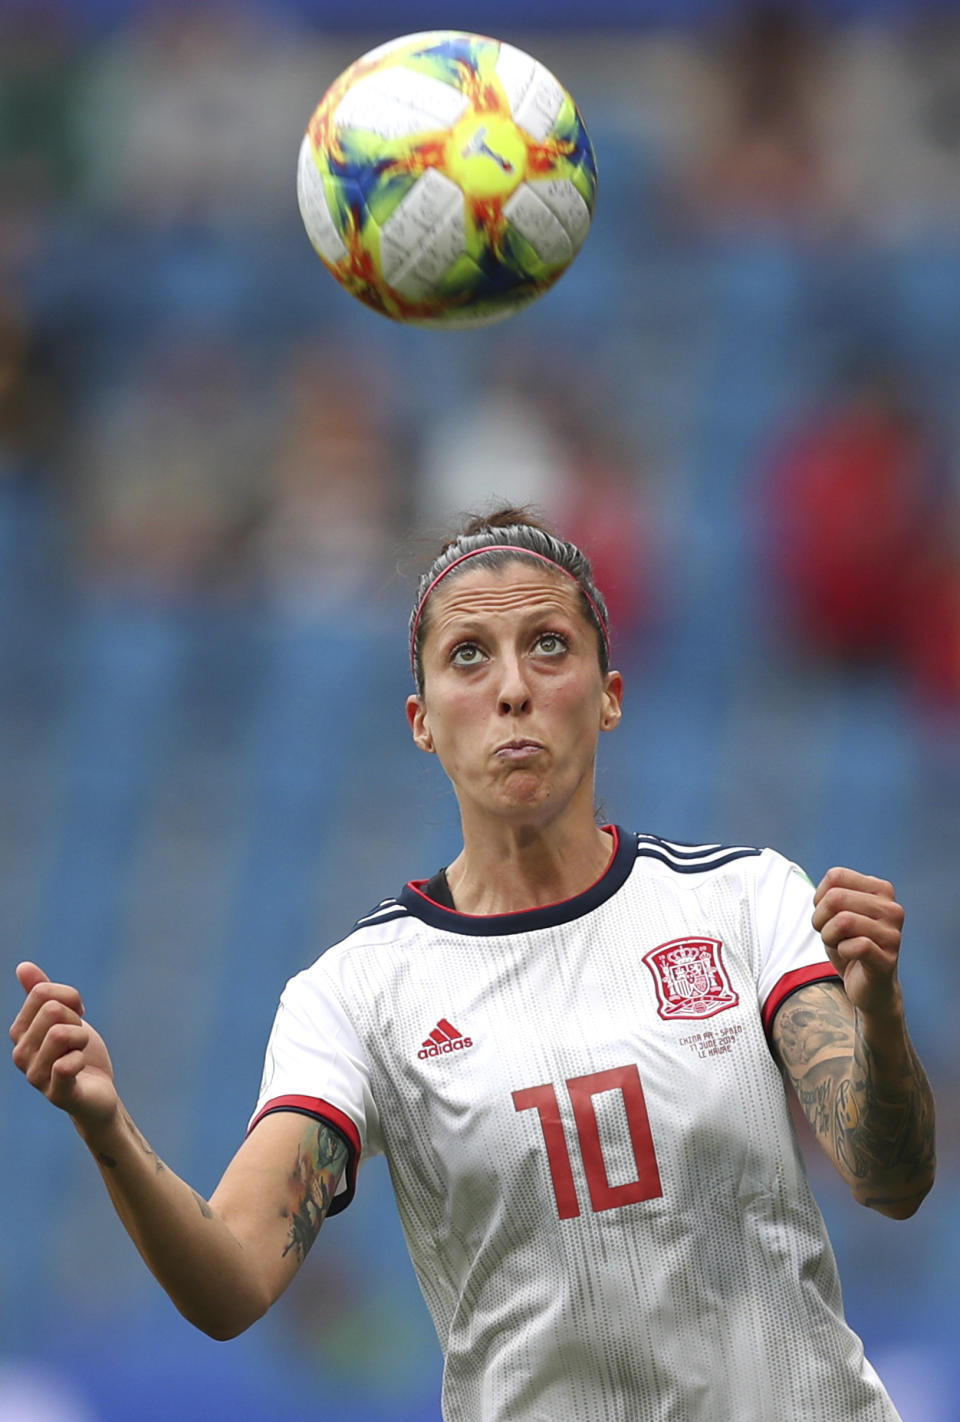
[10,509,935,1421]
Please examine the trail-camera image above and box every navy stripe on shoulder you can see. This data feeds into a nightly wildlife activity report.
[352,900,409,930]
[636,834,727,860]
[354,910,410,929]
[635,836,761,874]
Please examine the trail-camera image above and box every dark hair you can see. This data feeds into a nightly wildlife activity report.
[409,506,611,694]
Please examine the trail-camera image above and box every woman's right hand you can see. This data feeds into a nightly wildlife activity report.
[10,961,119,1131]
[10,962,345,1339]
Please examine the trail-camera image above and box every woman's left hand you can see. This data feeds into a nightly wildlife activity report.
[811,867,905,1020]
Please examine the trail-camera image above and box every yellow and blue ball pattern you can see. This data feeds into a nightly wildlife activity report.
[297,31,597,326]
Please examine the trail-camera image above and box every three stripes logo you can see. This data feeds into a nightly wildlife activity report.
[418,1018,474,1061]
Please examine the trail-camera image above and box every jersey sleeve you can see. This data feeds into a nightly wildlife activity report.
[247,961,382,1215]
[753,849,841,1039]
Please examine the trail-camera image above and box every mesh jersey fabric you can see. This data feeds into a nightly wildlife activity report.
[250,828,901,1422]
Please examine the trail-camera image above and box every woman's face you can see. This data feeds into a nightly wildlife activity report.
[406,561,622,828]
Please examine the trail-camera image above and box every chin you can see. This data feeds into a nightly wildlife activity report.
[500,770,550,799]
[496,784,559,819]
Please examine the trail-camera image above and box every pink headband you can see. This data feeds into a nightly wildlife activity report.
[409,545,611,679]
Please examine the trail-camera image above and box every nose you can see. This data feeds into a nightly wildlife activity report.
[497,655,532,716]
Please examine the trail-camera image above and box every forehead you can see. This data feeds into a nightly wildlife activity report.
[424,560,584,631]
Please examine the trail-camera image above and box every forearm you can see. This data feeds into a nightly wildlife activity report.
[77,1104,270,1339]
[798,868,937,1216]
[833,1003,936,1217]
[11,968,320,1330]
[775,980,936,1218]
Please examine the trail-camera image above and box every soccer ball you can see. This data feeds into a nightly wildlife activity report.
[296,31,597,327]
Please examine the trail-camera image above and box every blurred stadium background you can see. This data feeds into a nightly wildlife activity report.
[2,0,960,1418]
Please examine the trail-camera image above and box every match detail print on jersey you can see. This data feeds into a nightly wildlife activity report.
[513,1065,663,1220]
[642,936,739,1021]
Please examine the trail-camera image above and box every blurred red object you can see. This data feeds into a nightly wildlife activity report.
[561,454,651,651]
[765,366,948,661]
[763,362,960,710]
[902,550,960,709]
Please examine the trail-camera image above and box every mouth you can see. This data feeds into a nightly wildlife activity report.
[494,739,545,760]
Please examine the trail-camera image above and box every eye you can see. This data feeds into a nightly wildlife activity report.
[534,632,568,656]
[450,641,486,668]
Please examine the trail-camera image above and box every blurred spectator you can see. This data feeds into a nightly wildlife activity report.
[254,342,401,618]
[828,14,960,240]
[415,353,574,534]
[75,0,324,227]
[416,348,652,651]
[0,296,58,483]
[760,358,960,698]
[0,292,64,602]
[900,531,960,713]
[0,2,83,210]
[559,449,650,653]
[681,4,832,237]
[0,2,83,283]
[74,333,269,597]
[550,375,653,652]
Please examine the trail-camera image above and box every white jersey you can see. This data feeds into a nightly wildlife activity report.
[251,828,901,1422]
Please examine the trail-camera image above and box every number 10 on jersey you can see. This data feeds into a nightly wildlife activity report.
[513,1064,663,1220]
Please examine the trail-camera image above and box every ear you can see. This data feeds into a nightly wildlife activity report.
[599,670,623,732]
[406,694,435,754]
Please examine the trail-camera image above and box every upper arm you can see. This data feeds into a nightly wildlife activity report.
[770,978,855,1083]
[770,979,855,1169]
[209,1111,349,1310]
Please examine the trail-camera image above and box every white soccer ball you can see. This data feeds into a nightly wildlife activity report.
[297,31,598,326]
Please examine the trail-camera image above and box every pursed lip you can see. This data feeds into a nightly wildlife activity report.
[493,738,545,758]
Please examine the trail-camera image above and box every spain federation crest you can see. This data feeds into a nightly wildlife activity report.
[642,937,739,1021]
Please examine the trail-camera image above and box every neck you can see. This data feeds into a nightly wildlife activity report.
[445,816,614,916]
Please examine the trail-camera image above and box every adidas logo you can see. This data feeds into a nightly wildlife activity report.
[418,1018,474,1060]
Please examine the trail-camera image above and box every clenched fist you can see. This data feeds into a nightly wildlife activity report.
[10,962,119,1129]
[812,868,905,1020]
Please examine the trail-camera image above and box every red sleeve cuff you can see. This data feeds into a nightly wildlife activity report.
[247,1095,361,1216]
[762,962,841,1039]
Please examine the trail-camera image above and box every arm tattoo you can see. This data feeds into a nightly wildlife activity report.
[95,1115,215,1220]
[192,1190,214,1219]
[771,984,851,1070]
[282,1121,348,1264]
[96,1112,166,1173]
[123,1109,166,1174]
[836,1021,935,1207]
[773,982,936,1211]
